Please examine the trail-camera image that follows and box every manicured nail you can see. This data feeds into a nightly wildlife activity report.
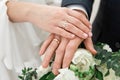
[52,69,58,75]
[83,33,88,38]
[39,50,43,55]
[42,62,47,68]
[71,34,75,38]
[89,32,93,37]
[89,25,92,29]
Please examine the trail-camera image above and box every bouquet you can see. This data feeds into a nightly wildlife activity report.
[18,43,120,80]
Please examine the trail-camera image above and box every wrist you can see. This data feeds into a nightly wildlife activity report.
[26,3,41,23]
[6,1,33,22]
[27,4,47,25]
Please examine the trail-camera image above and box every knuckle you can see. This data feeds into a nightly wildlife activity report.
[76,30,81,35]
[79,13,83,18]
[81,25,90,33]
[83,19,90,26]
[74,20,80,25]
[62,7,69,12]
[56,28,62,34]
[53,62,61,69]
[54,11,65,19]
[85,28,90,33]
[44,57,50,63]
[65,24,71,30]
[54,61,61,67]
[56,48,64,54]
[63,32,70,37]
[67,44,74,50]
[64,55,72,61]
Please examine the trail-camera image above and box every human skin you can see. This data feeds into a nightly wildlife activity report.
[6,1,92,39]
[39,11,96,75]
[6,1,96,75]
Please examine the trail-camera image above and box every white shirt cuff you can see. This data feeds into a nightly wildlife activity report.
[67,5,88,18]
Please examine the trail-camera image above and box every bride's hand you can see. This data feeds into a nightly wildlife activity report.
[7,1,92,39]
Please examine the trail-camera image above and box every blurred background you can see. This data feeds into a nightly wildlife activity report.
[90,0,100,23]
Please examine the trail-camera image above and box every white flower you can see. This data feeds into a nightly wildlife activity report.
[104,69,116,80]
[36,66,51,79]
[97,64,120,80]
[103,44,112,52]
[72,48,95,72]
[54,68,79,80]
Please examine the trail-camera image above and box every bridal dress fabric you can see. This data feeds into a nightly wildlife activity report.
[0,0,61,80]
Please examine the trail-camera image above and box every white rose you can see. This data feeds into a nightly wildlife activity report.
[97,64,120,80]
[116,76,120,80]
[104,69,117,80]
[103,44,112,52]
[72,48,95,72]
[36,66,51,79]
[54,68,79,80]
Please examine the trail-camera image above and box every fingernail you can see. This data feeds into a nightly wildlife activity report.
[39,50,43,55]
[83,33,88,38]
[71,34,75,38]
[89,25,92,29]
[89,32,93,37]
[42,62,47,68]
[52,70,58,75]
[94,50,97,54]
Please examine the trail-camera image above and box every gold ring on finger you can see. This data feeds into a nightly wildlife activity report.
[53,38,60,44]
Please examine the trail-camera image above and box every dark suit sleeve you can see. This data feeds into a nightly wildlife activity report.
[61,0,94,19]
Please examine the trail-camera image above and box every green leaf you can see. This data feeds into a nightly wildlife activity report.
[39,72,56,80]
[70,64,78,72]
[79,72,83,78]
[39,72,51,80]
[105,70,110,77]
[18,76,24,80]
[95,50,112,64]
[46,72,56,80]
[22,67,27,75]
[94,42,120,78]
[19,67,38,80]
[27,68,32,71]
[95,68,103,80]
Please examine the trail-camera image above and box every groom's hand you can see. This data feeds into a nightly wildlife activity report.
[53,37,96,74]
[39,34,96,75]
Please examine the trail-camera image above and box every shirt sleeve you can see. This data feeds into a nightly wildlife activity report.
[61,0,94,19]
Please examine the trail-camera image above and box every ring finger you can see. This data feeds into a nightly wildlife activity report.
[42,35,60,68]
[52,38,69,75]
[58,21,88,39]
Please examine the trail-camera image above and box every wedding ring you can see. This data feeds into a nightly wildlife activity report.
[53,38,60,44]
[58,21,68,29]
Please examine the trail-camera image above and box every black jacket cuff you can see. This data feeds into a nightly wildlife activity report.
[61,0,94,19]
